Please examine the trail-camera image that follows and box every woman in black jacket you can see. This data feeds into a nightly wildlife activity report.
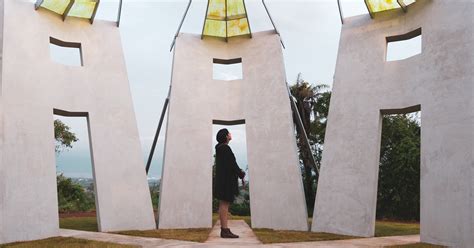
[214,128,246,238]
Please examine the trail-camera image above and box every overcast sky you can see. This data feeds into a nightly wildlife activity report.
[54,0,394,179]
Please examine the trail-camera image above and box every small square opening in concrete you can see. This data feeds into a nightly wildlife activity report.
[49,37,83,66]
[213,58,243,81]
[386,28,422,61]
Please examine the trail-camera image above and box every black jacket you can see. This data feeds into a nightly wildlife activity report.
[214,143,244,203]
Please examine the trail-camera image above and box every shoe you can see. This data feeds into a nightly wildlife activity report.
[220,228,239,238]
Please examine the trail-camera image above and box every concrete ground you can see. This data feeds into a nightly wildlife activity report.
[59,220,420,247]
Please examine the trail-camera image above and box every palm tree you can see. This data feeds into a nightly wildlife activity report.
[290,73,330,214]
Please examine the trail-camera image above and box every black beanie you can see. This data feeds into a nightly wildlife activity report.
[216,128,229,143]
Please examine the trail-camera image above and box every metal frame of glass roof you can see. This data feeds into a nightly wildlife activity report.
[35,0,124,26]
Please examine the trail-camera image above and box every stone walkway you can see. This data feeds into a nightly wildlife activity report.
[59,229,195,248]
[205,220,262,245]
[59,220,420,247]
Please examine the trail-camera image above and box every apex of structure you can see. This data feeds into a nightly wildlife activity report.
[202,0,252,41]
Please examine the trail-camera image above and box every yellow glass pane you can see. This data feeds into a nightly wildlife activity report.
[203,0,251,39]
[366,0,416,13]
[227,18,250,37]
[227,0,246,19]
[40,0,71,15]
[366,0,400,12]
[207,0,225,20]
[68,0,96,18]
[203,20,226,38]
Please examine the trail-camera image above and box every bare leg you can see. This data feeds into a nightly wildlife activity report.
[219,200,230,228]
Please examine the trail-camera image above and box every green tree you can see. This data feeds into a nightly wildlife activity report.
[290,74,330,215]
[56,174,95,212]
[54,119,79,154]
[149,182,160,210]
[54,119,95,212]
[377,114,420,220]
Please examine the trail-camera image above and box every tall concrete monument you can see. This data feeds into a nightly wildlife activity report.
[313,1,473,247]
[0,0,155,244]
[158,0,308,231]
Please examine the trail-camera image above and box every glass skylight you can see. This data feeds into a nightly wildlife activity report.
[36,0,99,22]
[365,0,416,15]
[202,0,251,40]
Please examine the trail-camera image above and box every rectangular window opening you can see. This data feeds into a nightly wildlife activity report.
[212,120,250,221]
[54,109,98,231]
[376,106,421,229]
[213,58,243,81]
[50,37,83,66]
[386,28,422,62]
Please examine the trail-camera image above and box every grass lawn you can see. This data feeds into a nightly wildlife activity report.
[60,217,98,232]
[375,221,420,237]
[59,216,211,243]
[226,215,420,244]
[252,229,356,244]
[0,237,137,248]
[58,215,422,244]
[114,229,211,243]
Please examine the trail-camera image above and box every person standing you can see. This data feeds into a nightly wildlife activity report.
[214,128,246,238]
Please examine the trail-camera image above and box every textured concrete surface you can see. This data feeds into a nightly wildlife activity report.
[158,31,308,231]
[0,1,155,244]
[58,228,420,248]
[205,220,261,245]
[313,1,473,247]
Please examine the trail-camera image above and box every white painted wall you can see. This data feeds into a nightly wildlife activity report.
[158,31,308,231]
[313,1,473,247]
[0,0,155,244]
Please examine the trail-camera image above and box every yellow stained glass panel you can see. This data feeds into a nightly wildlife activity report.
[40,0,71,15]
[227,18,250,37]
[207,0,225,20]
[203,0,251,39]
[203,19,226,38]
[68,0,96,18]
[227,0,246,19]
[366,0,416,13]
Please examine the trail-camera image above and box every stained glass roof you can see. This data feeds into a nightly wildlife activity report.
[35,0,100,23]
[364,0,416,17]
[202,0,252,40]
